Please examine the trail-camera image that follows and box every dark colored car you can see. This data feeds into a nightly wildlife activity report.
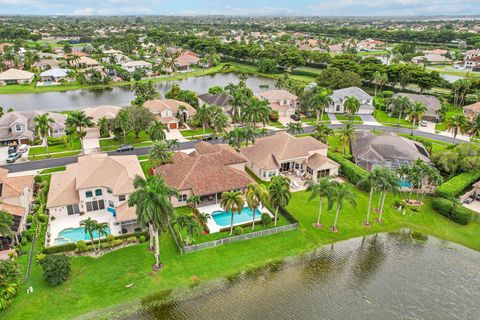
[7,145,17,154]
[463,197,473,204]
[6,152,21,163]
[290,114,301,121]
[116,144,134,152]
[202,134,218,141]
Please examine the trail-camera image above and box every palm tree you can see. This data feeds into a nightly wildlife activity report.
[246,183,270,230]
[113,110,132,143]
[80,218,98,253]
[195,104,213,134]
[329,183,357,232]
[409,102,427,135]
[33,113,55,156]
[373,71,388,96]
[148,120,168,141]
[338,123,355,155]
[196,212,211,234]
[286,122,304,135]
[97,116,111,137]
[220,191,244,235]
[307,89,333,122]
[173,215,189,244]
[375,167,400,223]
[186,195,201,214]
[183,215,201,245]
[344,96,361,117]
[388,95,411,126]
[148,140,172,166]
[446,114,468,142]
[358,168,383,226]
[0,210,13,238]
[312,122,334,144]
[243,98,271,128]
[212,112,229,136]
[307,176,334,228]
[466,114,480,138]
[128,175,178,269]
[268,176,291,226]
[66,111,94,151]
[95,222,109,251]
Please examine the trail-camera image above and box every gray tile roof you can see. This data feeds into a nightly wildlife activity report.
[198,92,233,107]
[332,87,372,102]
[394,93,441,118]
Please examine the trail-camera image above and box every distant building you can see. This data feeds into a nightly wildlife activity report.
[120,60,152,74]
[40,68,70,83]
[258,90,298,117]
[198,92,233,114]
[393,93,441,122]
[463,102,480,120]
[328,87,374,115]
[0,69,35,85]
[143,99,196,130]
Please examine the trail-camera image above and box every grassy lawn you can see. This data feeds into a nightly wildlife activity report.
[300,114,330,124]
[374,110,413,128]
[28,139,81,155]
[269,121,285,128]
[398,134,452,154]
[39,166,66,174]
[28,150,81,161]
[335,114,363,123]
[180,127,214,137]
[357,50,390,56]
[4,182,480,320]
[327,134,351,155]
[435,105,463,131]
[100,131,152,151]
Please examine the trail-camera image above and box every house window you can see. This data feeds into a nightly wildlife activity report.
[177,194,187,202]
[86,200,105,212]
[15,124,21,132]
[118,195,126,202]
[85,191,93,198]
[307,167,314,175]
[54,129,59,134]
[95,189,102,196]
[108,200,114,208]
[336,105,341,112]
[66,204,80,215]
[107,188,112,194]
[0,183,3,197]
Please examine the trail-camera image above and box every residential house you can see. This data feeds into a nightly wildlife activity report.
[351,132,431,171]
[0,69,35,85]
[393,93,441,122]
[412,53,451,65]
[101,53,132,64]
[175,51,200,71]
[463,102,480,120]
[357,39,385,52]
[198,92,233,114]
[464,49,480,60]
[40,68,70,83]
[120,60,152,74]
[46,154,145,246]
[154,141,253,208]
[0,111,66,145]
[33,59,60,70]
[423,49,449,55]
[143,99,196,129]
[241,131,340,182]
[0,168,34,249]
[82,105,121,124]
[329,87,374,114]
[258,90,299,117]
[73,56,100,69]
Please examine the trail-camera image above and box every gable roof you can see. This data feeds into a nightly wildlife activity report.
[154,142,252,196]
[175,52,200,67]
[198,92,233,107]
[81,105,121,122]
[0,168,34,199]
[259,90,297,101]
[395,93,441,118]
[143,99,196,115]
[240,132,328,170]
[40,68,69,77]
[332,87,372,102]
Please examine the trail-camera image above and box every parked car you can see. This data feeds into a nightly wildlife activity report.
[202,134,218,141]
[475,194,480,201]
[6,152,21,163]
[290,114,301,121]
[116,144,134,152]
[17,144,28,153]
[7,145,17,154]
[463,198,473,204]
[420,120,428,127]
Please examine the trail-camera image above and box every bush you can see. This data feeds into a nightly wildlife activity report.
[269,110,279,122]
[75,240,87,252]
[35,253,46,264]
[382,90,394,98]
[435,169,480,200]
[432,197,473,225]
[233,226,244,235]
[42,243,76,254]
[47,136,67,146]
[26,215,33,223]
[261,213,272,227]
[40,254,71,286]
[328,151,370,190]
[139,235,146,243]
[37,213,48,223]
[21,229,35,241]
[126,236,137,243]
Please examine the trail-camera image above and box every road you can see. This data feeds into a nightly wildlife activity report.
[1,124,465,174]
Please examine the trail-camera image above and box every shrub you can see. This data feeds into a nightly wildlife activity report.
[42,243,76,254]
[139,235,146,243]
[328,151,370,190]
[37,213,48,223]
[432,197,473,225]
[382,90,394,98]
[21,229,34,241]
[261,213,272,227]
[126,236,137,243]
[35,253,46,264]
[40,254,71,286]
[269,110,279,122]
[233,226,244,235]
[75,240,87,252]
[105,234,115,243]
[435,169,480,199]
[26,215,33,223]
[47,136,67,146]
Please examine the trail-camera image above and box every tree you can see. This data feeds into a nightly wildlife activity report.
[373,71,388,96]
[286,122,304,135]
[243,98,271,127]
[466,114,480,138]
[97,116,111,137]
[344,96,361,116]
[195,103,214,134]
[126,105,154,138]
[0,210,13,238]
[338,123,356,155]
[312,122,334,144]
[66,111,94,151]
[33,113,54,156]
[446,114,468,142]
[208,86,224,94]
[374,167,400,222]
[257,58,279,74]
[328,182,357,232]
[175,215,201,245]
[307,176,334,228]
[268,176,291,226]
[80,218,98,253]
[358,168,384,226]
[196,212,210,234]
[246,183,270,230]
[113,109,132,143]
[95,222,109,251]
[128,175,178,269]
[212,111,229,136]
[131,81,159,106]
[409,102,427,135]
[186,195,201,213]
[148,120,168,141]
[305,88,333,122]
[149,140,172,166]
[40,254,71,286]
[388,95,411,126]
[220,191,244,235]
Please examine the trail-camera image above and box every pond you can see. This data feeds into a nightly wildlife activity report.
[116,232,480,320]
[0,73,277,112]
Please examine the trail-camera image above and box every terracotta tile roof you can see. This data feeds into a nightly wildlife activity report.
[464,102,480,113]
[154,142,252,196]
[175,52,200,67]
[82,105,121,122]
[0,202,25,217]
[0,168,34,199]
[143,99,196,115]
[259,90,297,102]
[115,201,137,222]
[306,153,340,170]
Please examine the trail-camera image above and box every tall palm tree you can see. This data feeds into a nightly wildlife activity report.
[338,123,356,155]
[358,168,383,226]
[375,167,400,223]
[328,183,357,232]
[230,91,247,124]
[220,191,244,235]
[446,114,468,142]
[66,111,94,151]
[373,71,388,96]
[307,176,334,228]
[95,222,109,251]
[148,120,168,141]
[0,210,13,238]
[246,183,270,230]
[307,89,333,122]
[33,113,55,156]
[388,95,411,126]
[195,104,214,134]
[286,122,304,135]
[114,110,132,143]
[212,112,229,136]
[148,140,172,166]
[312,122,334,144]
[268,176,291,226]
[344,96,361,117]
[186,195,201,214]
[80,218,98,253]
[409,102,427,135]
[466,114,480,138]
[97,116,111,137]
[243,98,271,128]
[183,215,201,245]
[196,212,211,234]
[128,175,178,269]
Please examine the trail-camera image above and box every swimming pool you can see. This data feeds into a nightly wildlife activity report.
[54,226,111,245]
[399,180,412,188]
[211,207,263,227]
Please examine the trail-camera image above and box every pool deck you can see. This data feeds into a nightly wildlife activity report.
[202,203,272,233]
[47,210,123,246]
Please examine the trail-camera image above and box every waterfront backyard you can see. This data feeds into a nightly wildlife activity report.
[4,183,480,320]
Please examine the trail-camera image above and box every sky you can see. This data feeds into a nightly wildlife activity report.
[0,0,479,17]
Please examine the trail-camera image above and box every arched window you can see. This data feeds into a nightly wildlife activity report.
[95,189,103,196]
[85,191,93,198]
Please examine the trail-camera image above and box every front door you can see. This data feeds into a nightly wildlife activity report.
[280,162,291,172]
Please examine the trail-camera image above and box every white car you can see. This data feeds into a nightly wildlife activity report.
[420,120,428,127]
[17,144,28,153]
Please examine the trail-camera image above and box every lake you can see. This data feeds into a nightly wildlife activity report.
[116,232,480,320]
[0,73,277,112]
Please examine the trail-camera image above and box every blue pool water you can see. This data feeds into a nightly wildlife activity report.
[399,180,412,188]
[54,227,111,245]
[212,207,262,227]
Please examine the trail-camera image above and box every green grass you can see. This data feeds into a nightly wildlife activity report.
[300,114,330,124]
[28,150,81,160]
[435,105,463,131]
[39,166,66,174]
[398,134,452,154]
[374,110,413,128]
[140,160,154,176]
[100,131,152,151]
[335,114,363,123]
[28,139,81,155]
[357,50,390,56]
[269,121,285,128]
[327,133,351,155]
[4,182,480,320]
[180,128,214,137]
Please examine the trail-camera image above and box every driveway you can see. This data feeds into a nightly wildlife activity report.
[166,129,188,142]
[358,114,382,126]
[0,147,9,165]
[83,128,101,154]
[416,121,436,134]
[327,113,341,124]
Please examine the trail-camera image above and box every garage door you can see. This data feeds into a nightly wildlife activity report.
[169,123,177,129]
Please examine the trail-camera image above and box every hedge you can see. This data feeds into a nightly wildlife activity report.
[435,169,480,200]
[432,197,473,225]
[328,151,370,190]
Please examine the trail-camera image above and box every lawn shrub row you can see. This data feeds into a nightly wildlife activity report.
[328,151,370,190]
[435,169,480,199]
[431,197,474,225]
